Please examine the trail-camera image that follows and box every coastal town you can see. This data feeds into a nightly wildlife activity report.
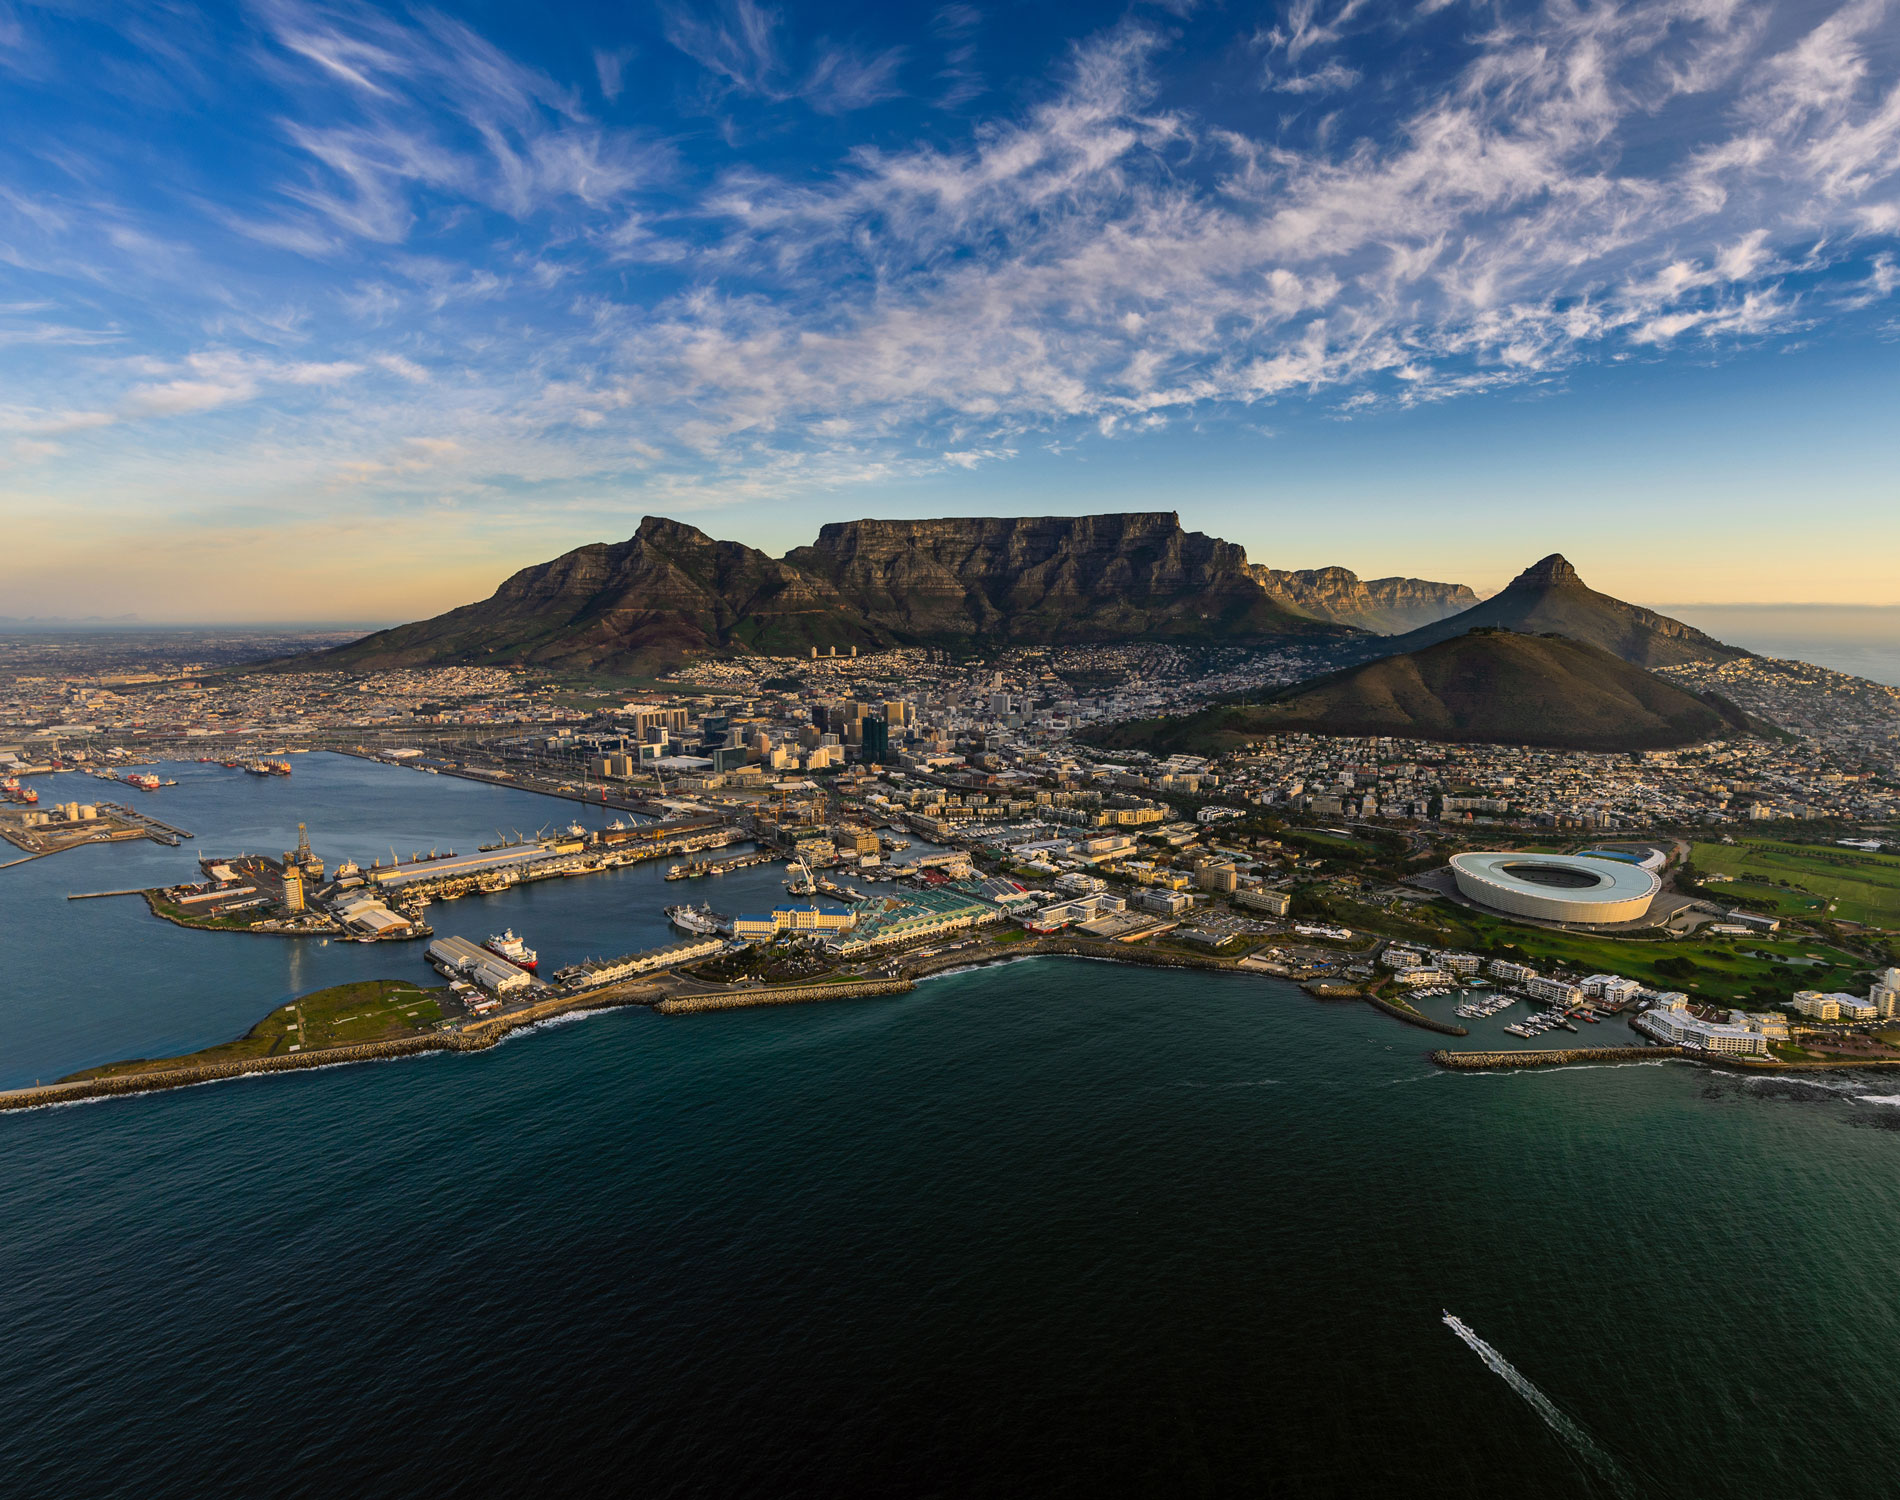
[4,628,1899,1107]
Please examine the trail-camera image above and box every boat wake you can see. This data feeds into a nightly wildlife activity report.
[1441,1312,1634,1498]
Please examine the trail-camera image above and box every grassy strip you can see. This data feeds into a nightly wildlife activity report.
[63,979,445,1081]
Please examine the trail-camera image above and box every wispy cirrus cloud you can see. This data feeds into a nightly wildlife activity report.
[661,0,906,114]
[0,0,1896,520]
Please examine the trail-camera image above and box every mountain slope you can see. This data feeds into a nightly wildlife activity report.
[324,517,879,672]
[1377,555,1743,668]
[1250,565,1480,633]
[1092,629,1760,754]
[321,512,1484,674]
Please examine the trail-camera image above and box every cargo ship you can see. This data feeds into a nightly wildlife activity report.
[483,930,538,972]
[245,759,292,777]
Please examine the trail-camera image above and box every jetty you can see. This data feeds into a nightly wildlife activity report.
[1431,1046,1683,1068]
[665,849,783,880]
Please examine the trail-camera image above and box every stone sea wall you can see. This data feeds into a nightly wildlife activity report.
[0,1034,456,1113]
[1431,1046,1684,1069]
[1366,995,1468,1036]
[656,979,914,1014]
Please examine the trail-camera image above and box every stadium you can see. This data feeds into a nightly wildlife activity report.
[1449,851,1661,926]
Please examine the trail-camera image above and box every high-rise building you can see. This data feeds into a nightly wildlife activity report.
[862,716,889,764]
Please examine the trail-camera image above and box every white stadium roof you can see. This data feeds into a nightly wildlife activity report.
[1450,852,1661,926]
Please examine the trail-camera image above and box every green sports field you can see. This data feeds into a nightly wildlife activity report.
[1691,838,1900,930]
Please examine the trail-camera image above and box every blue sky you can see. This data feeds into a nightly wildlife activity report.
[2,0,1897,621]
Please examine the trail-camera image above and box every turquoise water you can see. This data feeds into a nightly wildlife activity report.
[5,760,1900,1496]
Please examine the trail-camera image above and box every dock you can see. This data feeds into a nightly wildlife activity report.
[97,800,195,845]
[665,849,783,880]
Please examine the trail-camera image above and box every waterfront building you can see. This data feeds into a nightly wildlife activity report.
[1635,999,1768,1054]
[731,906,858,942]
[1525,976,1584,1006]
[1791,991,1848,1021]
[1581,974,1643,1007]
[562,936,725,985]
[330,894,415,939]
[1872,969,1900,1019]
[824,889,1000,955]
[426,936,531,994]
[1025,893,1126,931]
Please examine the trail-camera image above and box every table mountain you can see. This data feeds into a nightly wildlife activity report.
[1092,629,1763,755]
[318,513,1478,674]
[783,513,1318,643]
[1376,554,1743,668]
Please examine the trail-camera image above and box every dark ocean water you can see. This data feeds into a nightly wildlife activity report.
[5,760,1900,1497]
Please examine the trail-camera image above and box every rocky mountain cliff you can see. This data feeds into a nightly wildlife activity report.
[785,513,1316,643]
[320,512,1479,675]
[1375,555,1745,669]
[1250,565,1479,634]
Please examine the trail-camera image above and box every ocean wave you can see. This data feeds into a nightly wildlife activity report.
[1736,1073,1869,1094]
[1856,1094,1900,1107]
[489,1006,617,1046]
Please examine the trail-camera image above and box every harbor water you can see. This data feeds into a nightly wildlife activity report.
[4,759,1899,1496]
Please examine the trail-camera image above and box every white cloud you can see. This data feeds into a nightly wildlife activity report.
[3,0,1898,520]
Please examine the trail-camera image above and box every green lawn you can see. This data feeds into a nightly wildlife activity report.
[65,980,446,1081]
[1692,838,1900,930]
[1316,891,1866,1004]
[147,894,271,930]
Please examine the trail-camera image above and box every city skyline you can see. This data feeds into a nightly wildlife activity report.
[4,0,1899,620]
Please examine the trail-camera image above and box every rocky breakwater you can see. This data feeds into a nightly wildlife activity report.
[1431,1046,1685,1069]
[0,982,666,1113]
[656,978,915,1013]
[0,1034,458,1113]
[1365,994,1468,1036]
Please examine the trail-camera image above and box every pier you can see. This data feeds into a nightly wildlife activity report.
[665,849,783,880]
[97,800,195,845]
